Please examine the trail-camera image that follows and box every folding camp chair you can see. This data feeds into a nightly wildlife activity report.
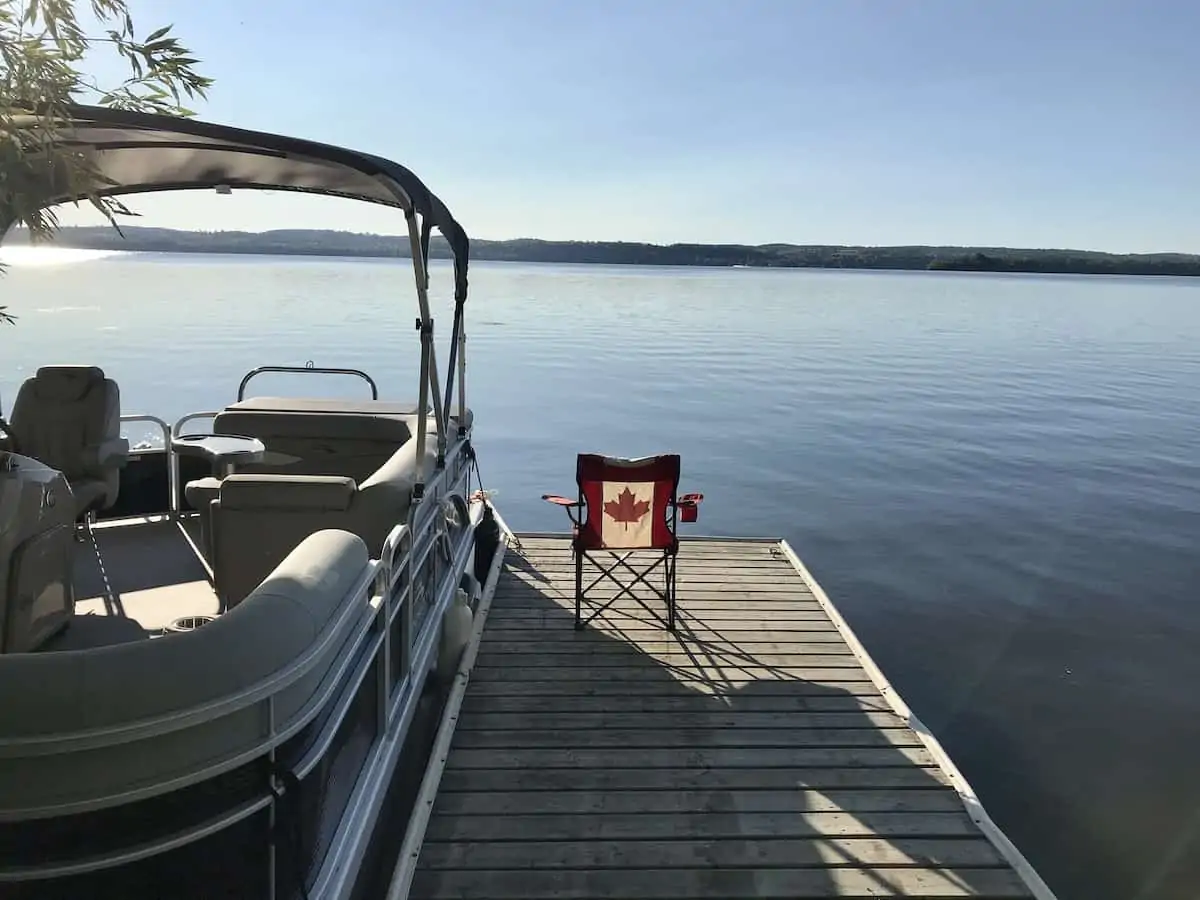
[543,453,703,631]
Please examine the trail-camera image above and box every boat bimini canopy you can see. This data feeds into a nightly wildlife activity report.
[2,104,472,493]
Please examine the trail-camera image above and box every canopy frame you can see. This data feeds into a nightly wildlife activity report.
[2,104,473,492]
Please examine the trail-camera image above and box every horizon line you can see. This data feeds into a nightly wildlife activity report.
[21,224,1199,259]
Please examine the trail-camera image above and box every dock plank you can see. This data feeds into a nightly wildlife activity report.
[457,693,897,714]
[437,765,954,793]
[411,867,1032,899]
[430,786,963,815]
[454,710,907,730]
[408,537,1038,899]
[419,836,1008,870]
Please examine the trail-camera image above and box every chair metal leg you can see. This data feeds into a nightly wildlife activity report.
[666,553,676,632]
[575,549,676,632]
[574,547,584,630]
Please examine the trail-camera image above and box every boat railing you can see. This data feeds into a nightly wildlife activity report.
[172,411,222,437]
[170,410,222,511]
[312,493,483,899]
[118,413,176,510]
[237,364,379,401]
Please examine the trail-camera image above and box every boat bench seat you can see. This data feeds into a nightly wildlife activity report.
[0,529,370,820]
[208,435,438,608]
[211,396,472,483]
[214,405,412,483]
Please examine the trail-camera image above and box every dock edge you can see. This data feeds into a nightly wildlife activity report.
[777,539,1060,900]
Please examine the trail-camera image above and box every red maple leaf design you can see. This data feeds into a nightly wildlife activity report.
[603,486,651,527]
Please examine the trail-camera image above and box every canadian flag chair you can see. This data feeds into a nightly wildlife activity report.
[543,453,703,631]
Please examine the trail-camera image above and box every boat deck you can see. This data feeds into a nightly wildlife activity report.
[43,515,218,651]
[404,535,1047,899]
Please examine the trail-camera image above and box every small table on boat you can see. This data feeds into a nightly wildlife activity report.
[171,433,266,478]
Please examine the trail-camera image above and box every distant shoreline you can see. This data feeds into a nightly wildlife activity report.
[11,226,1200,277]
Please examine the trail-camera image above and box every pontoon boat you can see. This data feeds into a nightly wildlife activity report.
[0,105,498,900]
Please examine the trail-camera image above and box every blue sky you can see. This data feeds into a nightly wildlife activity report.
[62,0,1200,252]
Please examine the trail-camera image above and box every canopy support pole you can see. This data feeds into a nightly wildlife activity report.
[442,302,466,434]
[406,211,447,500]
[457,310,467,433]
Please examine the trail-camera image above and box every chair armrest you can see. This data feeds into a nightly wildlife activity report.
[542,493,582,525]
[220,474,356,512]
[83,437,130,469]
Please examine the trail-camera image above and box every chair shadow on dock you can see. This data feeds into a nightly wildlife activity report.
[412,538,1034,899]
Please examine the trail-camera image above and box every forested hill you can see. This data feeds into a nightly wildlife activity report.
[12,226,1200,276]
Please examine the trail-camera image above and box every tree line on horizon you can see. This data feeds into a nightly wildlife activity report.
[12,225,1200,277]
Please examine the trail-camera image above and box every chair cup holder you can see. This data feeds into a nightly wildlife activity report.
[678,493,703,523]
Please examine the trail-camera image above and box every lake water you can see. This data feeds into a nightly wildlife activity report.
[5,252,1200,900]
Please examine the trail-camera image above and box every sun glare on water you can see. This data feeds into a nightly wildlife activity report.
[0,246,125,266]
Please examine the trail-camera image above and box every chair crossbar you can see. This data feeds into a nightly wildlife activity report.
[576,548,675,630]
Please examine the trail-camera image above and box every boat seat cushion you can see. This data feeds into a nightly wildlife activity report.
[184,476,222,510]
[211,401,472,484]
[218,474,356,512]
[215,408,413,444]
[225,397,473,433]
[8,365,129,514]
[213,405,413,482]
[209,436,438,608]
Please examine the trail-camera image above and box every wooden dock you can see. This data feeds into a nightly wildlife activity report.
[399,535,1052,899]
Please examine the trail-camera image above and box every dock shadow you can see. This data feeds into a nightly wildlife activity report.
[414,543,1028,899]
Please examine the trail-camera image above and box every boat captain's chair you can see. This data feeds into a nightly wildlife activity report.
[4,366,129,520]
[543,453,703,631]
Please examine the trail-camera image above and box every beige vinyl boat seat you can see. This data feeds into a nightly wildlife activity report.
[212,398,425,482]
[0,455,75,654]
[0,529,369,820]
[211,398,472,481]
[207,433,441,608]
[185,399,471,570]
[5,366,129,518]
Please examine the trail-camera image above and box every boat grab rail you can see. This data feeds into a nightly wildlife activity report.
[237,364,379,402]
[118,414,175,512]
[169,411,221,511]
